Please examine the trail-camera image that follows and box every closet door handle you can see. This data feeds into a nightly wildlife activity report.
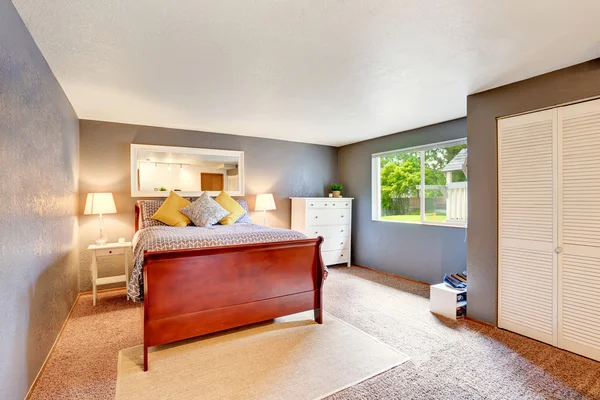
[555,247,563,253]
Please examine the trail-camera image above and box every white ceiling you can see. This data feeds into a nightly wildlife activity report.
[13,0,600,146]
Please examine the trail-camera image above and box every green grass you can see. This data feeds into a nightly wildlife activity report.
[381,214,447,223]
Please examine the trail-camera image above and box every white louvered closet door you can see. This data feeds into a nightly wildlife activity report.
[558,98,600,362]
[498,109,558,346]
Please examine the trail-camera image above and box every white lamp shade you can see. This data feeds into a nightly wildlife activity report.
[84,193,117,215]
[255,193,276,211]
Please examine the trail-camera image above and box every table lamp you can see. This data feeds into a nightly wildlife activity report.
[255,193,276,226]
[84,192,117,245]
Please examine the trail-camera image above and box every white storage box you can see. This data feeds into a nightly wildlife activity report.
[430,283,466,320]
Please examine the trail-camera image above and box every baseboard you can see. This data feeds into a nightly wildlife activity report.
[79,287,127,296]
[25,293,81,400]
[352,264,430,287]
[465,316,497,328]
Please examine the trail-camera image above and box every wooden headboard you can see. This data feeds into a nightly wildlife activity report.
[134,203,141,233]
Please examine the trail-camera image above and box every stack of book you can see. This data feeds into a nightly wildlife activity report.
[444,271,467,290]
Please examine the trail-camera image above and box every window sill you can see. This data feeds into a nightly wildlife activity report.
[372,219,466,229]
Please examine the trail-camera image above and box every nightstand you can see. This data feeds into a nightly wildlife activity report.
[88,242,132,306]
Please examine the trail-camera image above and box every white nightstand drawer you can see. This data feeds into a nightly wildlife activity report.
[322,249,349,266]
[95,247,125,257]
[322,237,349,251]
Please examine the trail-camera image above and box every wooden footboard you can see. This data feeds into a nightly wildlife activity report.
[142,237,325,371]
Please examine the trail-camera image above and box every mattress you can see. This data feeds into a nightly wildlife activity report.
[127,224,309,302]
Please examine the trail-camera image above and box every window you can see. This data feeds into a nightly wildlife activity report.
[372,139,467,227]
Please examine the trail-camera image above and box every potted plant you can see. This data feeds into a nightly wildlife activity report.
[330,183,343,198]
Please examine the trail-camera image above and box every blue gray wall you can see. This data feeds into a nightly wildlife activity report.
[338,119,467,283]
[78,120,338,291]
[467,59,600,324]
[0,2,80,399]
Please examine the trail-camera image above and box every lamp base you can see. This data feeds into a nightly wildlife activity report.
[96,213,108,245]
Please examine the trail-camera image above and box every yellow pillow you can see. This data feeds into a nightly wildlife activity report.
[151,191,192,227]
[215,191,245,225]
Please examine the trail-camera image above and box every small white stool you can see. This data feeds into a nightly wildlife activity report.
[88,242,132,306]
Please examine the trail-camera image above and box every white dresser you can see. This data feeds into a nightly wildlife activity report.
[290,197,353,267]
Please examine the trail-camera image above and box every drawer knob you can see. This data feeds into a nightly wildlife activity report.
[315,231,318,234]
[332,204,336,206]
[315,216,318,219]
[325,204,328,206]
[310,203,314,206]
[340,230,344,233]
[109,251,112,254]
[341,215,344,218]
[340,242,343,245]
[341,254,344,257]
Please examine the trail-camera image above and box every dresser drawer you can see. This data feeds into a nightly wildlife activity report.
[306,226,330,238]
[322,249,349,266]
[307,210,329,225]
[329,224,349,238]
[95,247,125,257]
[322,237,349,251]
[329,200,351,209]
[307,200,329,209]
[328,209,350,225]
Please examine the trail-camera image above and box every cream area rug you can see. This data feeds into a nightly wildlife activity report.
[116,311,410,400]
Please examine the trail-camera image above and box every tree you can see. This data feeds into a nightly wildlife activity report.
[379,152,420,210]
[379,144,467,210]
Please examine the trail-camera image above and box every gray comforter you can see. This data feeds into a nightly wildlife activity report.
[127,224,308,302]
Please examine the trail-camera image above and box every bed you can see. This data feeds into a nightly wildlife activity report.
[132,202,325,371]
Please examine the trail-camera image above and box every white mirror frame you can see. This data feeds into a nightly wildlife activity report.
[130,144,245,198]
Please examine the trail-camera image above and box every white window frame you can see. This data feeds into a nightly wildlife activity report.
[371,138,467,228]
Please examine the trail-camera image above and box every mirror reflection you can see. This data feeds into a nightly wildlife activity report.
[131,145,244,197]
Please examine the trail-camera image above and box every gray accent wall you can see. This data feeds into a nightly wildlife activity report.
[467,59,600,324]
[78,120,338,291]
[0,2,80,399]
[338,119,467,283]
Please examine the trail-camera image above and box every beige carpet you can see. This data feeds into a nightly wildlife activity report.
[30,266,600,399]
[115,311,409,400]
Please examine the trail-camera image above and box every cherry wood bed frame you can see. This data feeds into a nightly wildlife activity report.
[135,204,325,371]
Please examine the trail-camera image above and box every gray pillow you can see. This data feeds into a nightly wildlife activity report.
[235,200,252,224]
[180,192,230,227]
[138,200,168,229]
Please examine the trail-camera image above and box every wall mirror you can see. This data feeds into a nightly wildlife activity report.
[130,144,244,197]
